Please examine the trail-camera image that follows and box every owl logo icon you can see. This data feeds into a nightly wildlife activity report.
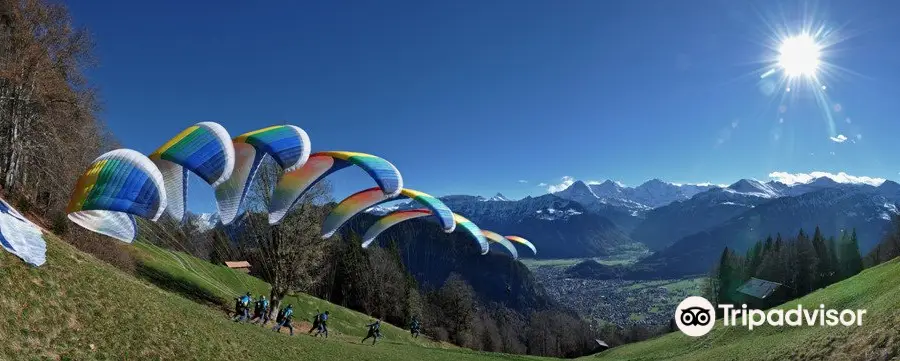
[675,296,716,337]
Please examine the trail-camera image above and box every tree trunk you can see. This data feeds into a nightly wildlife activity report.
[268,287,287,320]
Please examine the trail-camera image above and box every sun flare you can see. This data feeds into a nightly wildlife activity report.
[778,35,821,78]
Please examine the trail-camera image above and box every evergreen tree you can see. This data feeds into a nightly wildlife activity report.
[845,228,864,277]
[745,241,763,279]
[793,229,817,295]
[763,235,774,256]
[811,226,831,289]
[716,248,735,305]
[826,236,840,283]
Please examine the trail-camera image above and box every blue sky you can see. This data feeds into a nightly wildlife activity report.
[66,1,900,212]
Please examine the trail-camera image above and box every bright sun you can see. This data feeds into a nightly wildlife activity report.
[778,35,821,78]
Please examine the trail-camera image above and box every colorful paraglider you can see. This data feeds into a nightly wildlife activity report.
[361,208,433,249]
[321,187,454,239]
[214,125,311,225]
[361,210,490,255]
[452,213,490,255]
[67,149,167,243]
[268,151,403,225]
[0,199,47,267]
[149,122,235,222]
[505,235,536,255]
[482,230,519,259]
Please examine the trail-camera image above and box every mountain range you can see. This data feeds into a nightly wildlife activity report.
[189,173,900,278]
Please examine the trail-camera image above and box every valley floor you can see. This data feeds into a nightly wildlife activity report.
[527,258,703,327]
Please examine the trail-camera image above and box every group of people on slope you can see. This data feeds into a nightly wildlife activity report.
[231,292,329,337]
[232,291,424,344]
[232,292,271,325]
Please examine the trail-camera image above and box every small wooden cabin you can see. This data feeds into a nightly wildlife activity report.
[224,261,251,273]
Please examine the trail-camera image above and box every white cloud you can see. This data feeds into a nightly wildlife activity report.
[768,171,885,186]
[546,176,575,193]
[517,180,528,184]
[829,134,848,143]
[537,182,548,187]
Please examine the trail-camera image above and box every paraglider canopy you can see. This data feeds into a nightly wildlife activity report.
[268,151,403,225]
[214,125,311,225]
[505,235,537,255]
[361,208,434,249]
[482,229,519,259]
[149,121,235,222]
[67,149,168,243]
[321,187,454,239]
[451,213,490,255]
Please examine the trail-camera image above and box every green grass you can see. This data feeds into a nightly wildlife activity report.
[0,233,552,360]
[593,259,900,361]
[133,242,423,341]
[659,278,705,294]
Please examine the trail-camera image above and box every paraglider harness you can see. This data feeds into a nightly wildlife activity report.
[233,297,243,317]
[253,299,264,318]
[315,312,329,337]
[275,308,286,324]
[310,313,321,332]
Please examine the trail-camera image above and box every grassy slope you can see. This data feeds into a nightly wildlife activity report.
[592,258,900,361]
[0,234,549,361]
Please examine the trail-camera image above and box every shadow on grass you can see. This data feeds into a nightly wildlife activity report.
[135,261,230,312]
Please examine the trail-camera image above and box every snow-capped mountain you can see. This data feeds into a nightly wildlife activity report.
[554,180,598,205]
[554,179,718,214]
[725,179,782,198]
[435,194,637,258]
[487,193,512,202]
[187,212,220,232]
[364,204,400,216]
[634,186,900,277]
[555,173,885,217]
[631,186,775,250]
[630,179,719,208]
[630,177,886,251]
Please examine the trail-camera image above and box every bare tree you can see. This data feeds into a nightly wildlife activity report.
[0,0,107,224]
[222,159,334,316]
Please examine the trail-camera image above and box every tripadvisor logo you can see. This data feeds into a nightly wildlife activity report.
[674,296,867,337]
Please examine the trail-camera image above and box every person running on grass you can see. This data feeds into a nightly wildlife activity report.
[251,295,269,325]
[272,304,295,336]
[233,292,252,322]
[410,317,421,338]
[361,319,382,345]
[231,296,243,321]
[314,311,330,338]
[308,309,321,334]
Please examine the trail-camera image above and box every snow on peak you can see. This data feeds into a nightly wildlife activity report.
[588,180,626,198]
[557,180,597,198]
[535,207,583,221]
[189,213,220,231]
[365,204,400,215]
[768,171,886,187]
[726,179,781,198]
[487,193,512,202]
